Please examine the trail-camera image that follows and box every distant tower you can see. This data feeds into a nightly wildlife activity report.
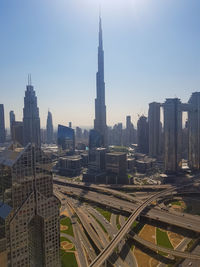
[188,92,200,170]
[12,121,24,146]
[126,116,131,129]
[9,110,15,136]
[125,115,135,146]
[163,98,182,173]
[23,75,41,147]
[57,124,75,153]
[94,16,107,147]
[137,116,149,154]
[46,111,53,144]
[0,104,6,143]
[148,102,161,158]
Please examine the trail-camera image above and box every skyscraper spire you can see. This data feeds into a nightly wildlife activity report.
[99,14,103,49]
[46,110,54,144]
[23,79,41,146]
[94,15,107,147]
[28,74,32,86]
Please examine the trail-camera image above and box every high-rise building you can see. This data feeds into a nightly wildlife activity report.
[83,147,106,183]
[148,102,161,158]
[89,129,103,149]
[76,127,82,140]
[11,121,24,145]
[89,148,106,173]
[83,129,89,141]
[106,152,128,184]
[0,104,6,143]
[57,124,75,153]
[46,111,54,144]
[94,16,107,147]
[188,92,200,170]
[40,129,47,144]
[110,123,123,146]
[137,116,149,154]
[149,92,200,173]
[0,143,60,267]
[163,98,182,173]
[23,76,41,147]
[126,116,131,129]
[125,115,135,146]
[9,111,15,137]
[182,120,188,160]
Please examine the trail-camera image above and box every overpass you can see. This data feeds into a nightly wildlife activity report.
[56,187,200,264]
[130,234,200,260]
[54,183,200,233]
[89,186,178,267]
[53,177,172,196]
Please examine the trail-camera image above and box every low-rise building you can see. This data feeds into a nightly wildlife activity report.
[83,148,106,183]
[127,158,135,172]
[135,157,156,173]
[58,156,81,176]
[106,152,128,184]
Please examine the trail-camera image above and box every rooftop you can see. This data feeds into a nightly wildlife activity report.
[106,152,126,156]
[0,144,25,167]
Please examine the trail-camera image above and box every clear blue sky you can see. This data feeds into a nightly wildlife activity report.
[0,0,200,129]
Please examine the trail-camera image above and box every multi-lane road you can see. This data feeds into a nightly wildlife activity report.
[55,183,200,233]
[55,177,200,267]
[57,192,129,267]
[89,186,180,267]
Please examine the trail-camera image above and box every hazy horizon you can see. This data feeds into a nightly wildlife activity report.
[1,0,199,129]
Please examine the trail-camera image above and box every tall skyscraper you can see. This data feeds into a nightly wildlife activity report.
[11,121,24,146]
[89,129,103,149]
[188,92,200,170]
[0,143,60,266]
[110,123,123,146]
[148,102,161,158]
[0,104,6,143]
[94,16,107,147]
[46,111,53,144]
[125,115,135,146]
[163,98,182,173]
[23,76,41,147]
[9,111,15,136]
[137,115,149,154]
[76,126,82,140]
[57,124,75,153]
[126,115,131,129]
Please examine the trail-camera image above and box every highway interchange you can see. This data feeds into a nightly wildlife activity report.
[55,177,200,267]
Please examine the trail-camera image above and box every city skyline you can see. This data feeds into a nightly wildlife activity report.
[1,0,200,129]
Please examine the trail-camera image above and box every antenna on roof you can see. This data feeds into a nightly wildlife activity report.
[27,73,32,85]
[99,4,101,17]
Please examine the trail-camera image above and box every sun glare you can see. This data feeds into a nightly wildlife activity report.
[80,0,149,13]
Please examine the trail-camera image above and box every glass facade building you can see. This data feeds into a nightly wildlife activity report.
[89,129,103,149]
[0,144,60,267]
[57,124,75,153]
[0,104,6,143]
[23,83,41,147]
